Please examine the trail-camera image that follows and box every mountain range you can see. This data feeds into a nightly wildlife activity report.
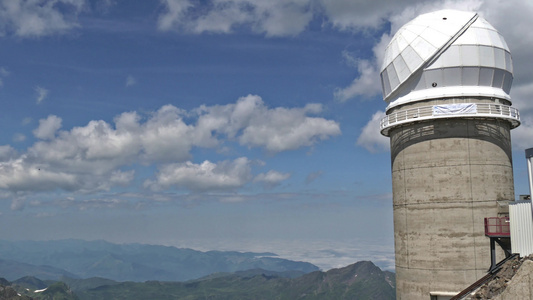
[2,261,395,300]
[0,239,317,282]
[0,239,396,299]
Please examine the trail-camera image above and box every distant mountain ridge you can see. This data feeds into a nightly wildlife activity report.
[1,261,395,300]
[73,260,396,300]
[0,239,318,282]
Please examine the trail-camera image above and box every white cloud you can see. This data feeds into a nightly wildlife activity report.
[158,0,193,31]
[145,157,253,192]
[125,75,136,87]
[357,110,389,153]
[0,157,78,192]
[0,0,85,37]
[334,58,383,102]
[140,105,195,162]
[35,86,49,104]
[254,170,291,188]
[33,115,62,140]
[197,95,341,152]
[0,146,17,161]
[156,0,484,38]
[158,0,312,36]
[0,96,339,193]
[155,0,513,104]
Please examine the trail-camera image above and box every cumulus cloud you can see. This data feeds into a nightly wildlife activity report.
[158,0,313,36]
[254,170,291,188]
[357,111,389,153]
[0,96,338,194]
[156,1,525,104]
[158,0,193,31]
[145,157,253,192]
[156,0,435,37]
[35,86,49,104]
[334,56,383,102]
[33,115,62,140]
[196,95,341,152]
[0,157,78,192]
[0,146,17,161]
[0,0,85,37]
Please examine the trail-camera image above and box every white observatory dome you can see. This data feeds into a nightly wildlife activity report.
[380,9,513,109]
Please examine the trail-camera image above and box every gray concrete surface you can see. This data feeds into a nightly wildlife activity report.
[389,112,514,299]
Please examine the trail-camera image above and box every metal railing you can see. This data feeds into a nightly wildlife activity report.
[484,217,510,237]
[380,103,520,136]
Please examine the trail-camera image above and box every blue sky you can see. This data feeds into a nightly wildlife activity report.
[0,0,532,271]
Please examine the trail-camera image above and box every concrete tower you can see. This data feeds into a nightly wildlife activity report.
[379,10,520,300]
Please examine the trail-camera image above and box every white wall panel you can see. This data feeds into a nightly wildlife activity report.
[510,201,533,256]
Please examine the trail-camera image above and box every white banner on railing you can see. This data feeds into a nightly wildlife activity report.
[432,103,477,116]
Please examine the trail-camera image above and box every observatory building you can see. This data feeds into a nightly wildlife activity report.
[379,10,520,300]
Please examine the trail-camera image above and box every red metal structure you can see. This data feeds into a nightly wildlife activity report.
[484,217,510,237]
[484,217,511,272]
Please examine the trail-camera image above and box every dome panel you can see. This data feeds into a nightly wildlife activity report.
[395,34,410,53]
[422,27,451,48]
[462,67,480,86]
[381,68,391,96]
[505,52,513,73]
[494,48,505,69]
[380,9,513,107]
[479,67,494,86]
[400,28,419,44]
[488,30,505,49]
[479,46,495,67]
[474,27,494,46]
[472,17,496,31]
[441,45,461,67]
[443,67,462,87]
[410,36,437,60]
[390,40,400,61]
[424,69,443,88]
[455,28,478,45]
[503,73,513,93]
[401,45,424,72]
[461,45,480,66]
[493,69,505,88]
[380,10,478,102]
[393,55,410,82]
[387,64,400,88]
